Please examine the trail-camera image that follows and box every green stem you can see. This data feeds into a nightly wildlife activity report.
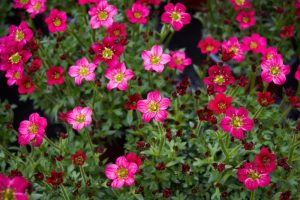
[157,123,165,157]
[288,134,297,163]
[253,106,263,119]
[67,29,87,49]
[60,185,70,200]
[250,190,255,200]
[85,130,94,151]
[79,166,87,185]
[249,71,257,94]
[216,132,230,161]
[281,105,292,120]
[44,137,61,152]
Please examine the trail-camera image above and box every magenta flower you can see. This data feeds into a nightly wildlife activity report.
[168,51,191,71]
[104,62,135,91]
[237,162,271,191]
[236,10,256,30]
[66,106,92,131]
[17,75,35,94]
[78,0,98,5]
[254,148,277,174]
[105,156,138,189]
[18,113,47,146]
[261,47,279,62]
[26,0,46,18]
[242,33,266,54]
[68,57,97,85]
[141,45,171,73]
[229,0,252,11]
[203,65,235,93]
[220,107,254,140]
[105,22,126,39]
[13,0,31,9]
[137,90,171,122]
[8,22,33,44]
[221,37,245,62]
[261,55,290,85]
[0,174,29,200]
[161,3,191,31]
[88,0,117,29]
[5,66,24,86]
[45,9,67,33]
[295,65,300,81]
[46,66,65,86]
[197,37,220,54]
[126,3,150,24]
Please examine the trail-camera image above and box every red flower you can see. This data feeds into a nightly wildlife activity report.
[257,92,275,107]
[46,66,64,85]
[28,57,42,73]
[126,152,142,167]
[46,171,64,187]
[280,25,294,39]
[254,148,277,173]
[71,150,87,166]
[17,75,35,94]
[208,93,233,114]
[197,107,214,122]
[288,96,300,108]
[125,93,141,110]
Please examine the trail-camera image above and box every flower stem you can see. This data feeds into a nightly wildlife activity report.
[250,190,255,200]
[85,130,94,151]
[253,106,263,119]
[216,132,230,161]
[157,123,165,157]
[60,185,70,200]
[79,166,87,185]
[288,134,297,163]
[44,136,61,152]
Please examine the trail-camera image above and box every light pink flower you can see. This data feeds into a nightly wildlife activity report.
[105,156,138,189]
[45,9,67,33]
[168,51,191,71]
[295,65,300,81]
[242,33,266,54]
[104,62,135,91]
[88,0,117,29]
[161,3,191,31]
[26,0,46,18]
[236,10,256,30]
[137,90,171,122]
[66,106,92,131]
[221,37,245,62]
[237,162,271,191]
[13,0,31,9]
[261,55,290,85]
[18,113,47,146]
[141,45,171,73]
[8,21,33,44]
[5,66,24,86]
[68,57,97,85]
[126,3,150,24]
[0,174,29,200]
[220,107,254,140]
[229,0,252,11]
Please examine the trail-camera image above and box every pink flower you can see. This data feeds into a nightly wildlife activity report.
[280,25,294,39]
[91,36,124,66]
[261,47,279,62]
[229,0,252,10]
[66,106,92,130]
[8,21,33,44]
[105,156,138,189]
[13,0,31,9]
[254,148,277,174]
[161,3,191,31]
[295,65,300,81]
[208,93,233,115]
[126,3,150,24]
[295,0,300,9]
[168,51,191,71]
[0,174,29,200]
[141,45,171,73]
[203,65,235,93]
[46,66,65,86]
[242,33,266,54]
[220,107,254,140]
[17,75,35,94]
[5,66,24,86]
[136,0,160,5]
[78,0,98,5]
[137,90,171,122]
[26,0,46,18]
[104,62,135,91]
[45,9,67,33]
[68,57,97,85]
[261,55,290,85]
[236,10,256,30]
[18,113,47,146]
[237,162,271,190]
[221,37,245,62]
[197,37,220,54]
[105,22,126,39]
[88,0,117,29]
[126,153,142,167]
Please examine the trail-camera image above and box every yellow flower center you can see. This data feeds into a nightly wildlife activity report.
[2,188,15,200]
[14,72,21,79]
[171,11,181,21]
[150,56,161,64]
[266,53,273,60]
[134,12,142,19]
[231,116,243,128]
[242,17,249,23]
[113,30,120,36]
[53,72,60,80]
[98,11,108,21]
[213,75,225,85]
[15,30,24,41]
[29,123,38,134]
[148,101,159,112]
[34,3,41,11]
[114,73,124,83]
[20,0,29,4]
[206,45,213,52]
[75,114,85,123]
[248,170,261,180]
[25,82,31,89]
[102,47,113,59]
[235,0,245,6]
[174,58,182,65]
[229,46,238,55]
[250,42,257,49]
[79,66,89,76]
[117,167,128,179]
[218,103,226,110]
[270,66,280,76]
[9,53,21,64]
[53,18,62,26]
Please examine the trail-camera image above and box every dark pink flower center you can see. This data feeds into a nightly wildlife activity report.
[117,167,128,179]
